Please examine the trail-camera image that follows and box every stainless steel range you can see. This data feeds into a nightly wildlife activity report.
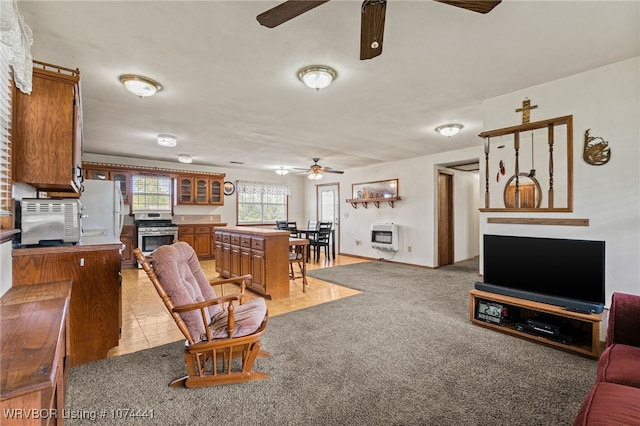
[135,212,178,266]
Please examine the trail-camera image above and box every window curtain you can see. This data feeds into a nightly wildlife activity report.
[236,181,290,197]
[0,0,33,93]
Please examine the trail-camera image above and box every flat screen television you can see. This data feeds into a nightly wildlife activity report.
[477,234,605,313]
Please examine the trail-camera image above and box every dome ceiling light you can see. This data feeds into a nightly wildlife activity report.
[435,124,464,137]
[178,154,192,164]
[275,167,289,176]
[298,66,337,91]
[120,74,162,98]
[157,134,177,147]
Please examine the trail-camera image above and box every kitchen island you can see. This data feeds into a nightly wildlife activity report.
[214,227,290,299]
[12,236,122,367]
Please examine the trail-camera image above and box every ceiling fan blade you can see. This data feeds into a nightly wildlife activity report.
[360,0,386,60]
[433,0,501,14]
[323,169,344,174]
[257,0,330,28]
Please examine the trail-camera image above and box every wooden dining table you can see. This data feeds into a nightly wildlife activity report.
[296,228,336,261]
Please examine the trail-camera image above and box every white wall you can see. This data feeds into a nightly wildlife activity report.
[303,148,481,267]
[480,57,640,302]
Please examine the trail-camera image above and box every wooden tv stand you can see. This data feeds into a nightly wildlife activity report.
[470,289,604,358]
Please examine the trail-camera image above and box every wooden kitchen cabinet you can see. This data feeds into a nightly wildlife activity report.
[176,175,224,205]
[111,170,131,204]
[120,225,137,267]
[214,227,289,299]
[194,226,213,259]
[177,177,194,204]
[84,168,110,180]
[178,225,195,247]
[179,224,224,260]
[12,243,122,367]
[83,168,131,204]
[13,61,83,193]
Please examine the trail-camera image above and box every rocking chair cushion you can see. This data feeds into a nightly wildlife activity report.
[151,242,223,342]
[205,297,267,341]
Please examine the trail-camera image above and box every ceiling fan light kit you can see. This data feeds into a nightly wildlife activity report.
[308,172,323,180]
[119,74,162,98]
[298,66,337,91]
[436,123,463,137]
[157,134,177,147]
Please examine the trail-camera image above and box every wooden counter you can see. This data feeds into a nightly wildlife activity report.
[12,242,122,367]
[214,227,290,299]
[1,281,72,426]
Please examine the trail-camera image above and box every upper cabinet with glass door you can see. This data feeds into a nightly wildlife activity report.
[176,175,224,206]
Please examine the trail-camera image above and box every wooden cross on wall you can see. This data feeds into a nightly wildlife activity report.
[515,98,538,124]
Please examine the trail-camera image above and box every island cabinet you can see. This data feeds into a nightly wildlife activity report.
[214,227,290,299]
[12,243,122,367]
[13,61,83,193]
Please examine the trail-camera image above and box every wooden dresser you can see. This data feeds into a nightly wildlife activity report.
[1,281,72,425]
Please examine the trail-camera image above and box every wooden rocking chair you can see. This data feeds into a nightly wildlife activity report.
[134,242,269,388]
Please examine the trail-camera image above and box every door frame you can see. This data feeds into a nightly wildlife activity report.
[437,170,454,266]
[315,182,340,256]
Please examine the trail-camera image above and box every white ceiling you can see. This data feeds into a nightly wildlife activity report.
[18,0,640,174]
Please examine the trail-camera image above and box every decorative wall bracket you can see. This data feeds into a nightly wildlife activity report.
[346,197,401,209]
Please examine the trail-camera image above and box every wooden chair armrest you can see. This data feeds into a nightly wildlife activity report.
[171,294,243,314]
[209,274,252,302]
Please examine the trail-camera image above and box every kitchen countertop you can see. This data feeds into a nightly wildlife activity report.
[12,235,123,256]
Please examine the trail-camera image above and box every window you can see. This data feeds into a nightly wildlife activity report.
[131,175,172,212]
[237,181,289,224]
[0,46,12,229]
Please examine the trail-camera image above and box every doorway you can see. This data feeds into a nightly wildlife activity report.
[437,171,454,266]
[316,183,340,256]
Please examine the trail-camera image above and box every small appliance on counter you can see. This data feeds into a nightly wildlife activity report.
[19,198,82,245]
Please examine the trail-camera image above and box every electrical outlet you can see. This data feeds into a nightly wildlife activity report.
[209,216,213,221]
[180,216,184,222]
[408,246,412,252]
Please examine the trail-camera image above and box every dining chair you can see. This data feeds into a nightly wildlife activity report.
[309,221,332,261]
[286,221,299,238]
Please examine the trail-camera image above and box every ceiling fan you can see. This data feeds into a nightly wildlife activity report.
[257,0,501,60]
[293,158,345,179]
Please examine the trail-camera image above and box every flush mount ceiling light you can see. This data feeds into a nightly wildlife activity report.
[119,74,162,98]
[178,154,192,164]
[435,124,464,137]
[307,171,323,180]
[275,167,289,176]
[157,134,177,147]
[298,65,337,91]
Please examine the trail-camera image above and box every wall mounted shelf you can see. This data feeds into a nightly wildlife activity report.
[346,197,401,209]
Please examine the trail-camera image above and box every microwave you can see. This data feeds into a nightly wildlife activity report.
[20,198,82,245]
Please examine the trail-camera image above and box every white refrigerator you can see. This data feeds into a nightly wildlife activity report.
[79,180,125,238]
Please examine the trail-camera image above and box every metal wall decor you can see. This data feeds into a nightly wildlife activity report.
[583,129,611,166]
